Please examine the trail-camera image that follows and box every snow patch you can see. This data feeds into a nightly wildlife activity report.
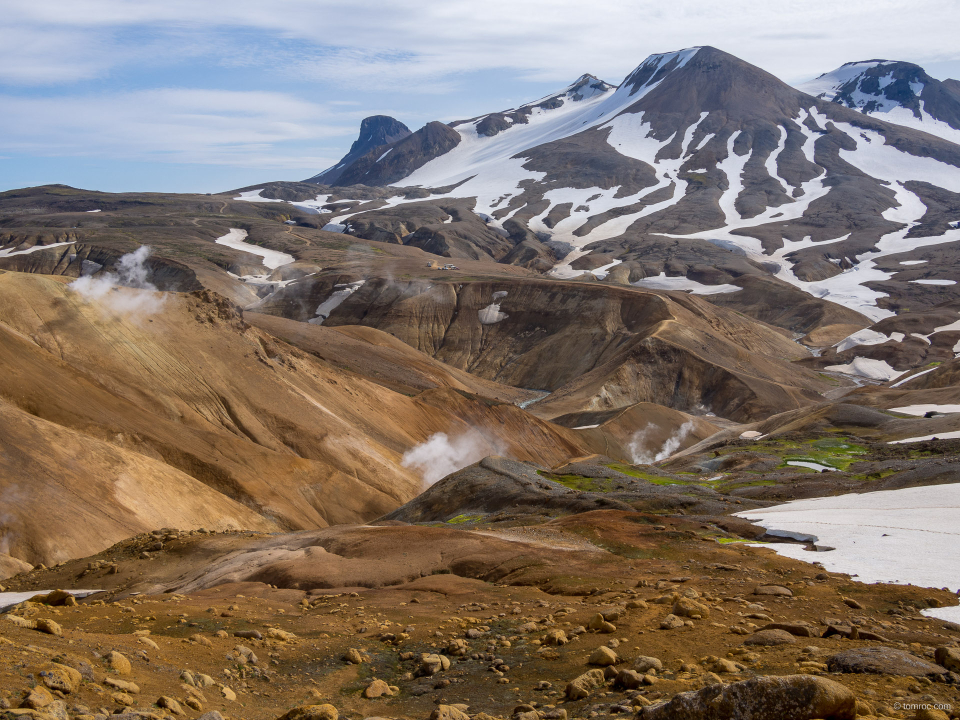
[824,357,904,381]
[214,228,294,270]
[309,281,364,325]
[890,404,960,416]
[736,483,960,592]
[632,273,740,295]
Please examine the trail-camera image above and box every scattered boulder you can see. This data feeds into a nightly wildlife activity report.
[430,706,470,720]
[916,708,951,720]
[543,629,568,646]
[613,669,644,690]
[363,679,397,699]
[40,663,81,693]
[565,668,607,700]
[827,647,948,678]
[446,639,468,656]
[342,648,365,665]
[744,629,798,646]
[35,619,63,636]
[418,653,451,677]
[660,614,684,630]
[234,630,263,640]
[588,614,616,633]
[158,697,184,715]
[28,590,77,607]
[587,646,618,666]
[753,585,793,597]
[672,597,710,620]
[266,628,296,642]
[638,674,856,720]
[634,656,663,674]
[709,657,745,674]
[276,705,339,720]
[105,651,132,675]
[104,678,140,694]
[760,622,819,638]
[935,646,960,673]
[21,686,55,709]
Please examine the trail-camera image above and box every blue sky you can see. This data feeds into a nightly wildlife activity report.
[2,0,959,194]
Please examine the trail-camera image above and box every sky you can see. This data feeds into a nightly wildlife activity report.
[1,0,959,194]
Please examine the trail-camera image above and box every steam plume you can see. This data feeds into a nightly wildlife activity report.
[628,420,696,464]
[402,428,506,486]
[69,246,165,317]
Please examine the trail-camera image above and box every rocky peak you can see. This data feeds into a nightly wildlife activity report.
[305,115,412,185]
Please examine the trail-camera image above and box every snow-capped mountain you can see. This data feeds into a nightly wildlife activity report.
[798,60,960,143]
[255,46,960,359]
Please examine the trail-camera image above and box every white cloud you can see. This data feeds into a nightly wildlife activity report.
[0,89,359,168]
[3,0,960,88]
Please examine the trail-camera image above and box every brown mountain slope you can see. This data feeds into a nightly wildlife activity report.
[0,272,591,566]
[256,274,830,421]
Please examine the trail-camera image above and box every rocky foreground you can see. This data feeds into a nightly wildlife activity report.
[1,511,959,720]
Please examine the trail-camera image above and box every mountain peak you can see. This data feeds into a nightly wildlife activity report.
[797,59,960,142]
[799,60,930,114]
[306,115,412,185]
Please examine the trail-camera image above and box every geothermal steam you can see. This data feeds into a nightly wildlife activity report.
[402,429,506,486]
[628,420,696,464]
[69,246,165,317]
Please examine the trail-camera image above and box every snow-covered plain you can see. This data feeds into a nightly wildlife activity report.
[735,484,960,594]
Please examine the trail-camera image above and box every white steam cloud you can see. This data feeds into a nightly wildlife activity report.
[628,420,696,464]
[68,245,165,317]
[402,428,506,487]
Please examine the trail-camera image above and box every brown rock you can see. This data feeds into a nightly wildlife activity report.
[827,647,948,678]
[565,668,607,700]
[588,614,616,633]
[276,705,339,720]
[342,648,364,665]
[105,651,131,675]
[634,656,663,673]
[638,674,855,720]
[753,585,793,597]
[21,687,55,710]
[430,706,470,720]
[362,679,395,699]
[587,646,618,666]
[266,628,296,642]
[672,597,710,619]
[157,697,183,716]
[35,619,62,636]
[40,663,81,693]
[915,708,950,720]
[744,629,797,646]
[543,629,568,646]
[614,669,644,690]
[760,622,819,638]
[935,646,960,673]
[660,614,684,630]
[111,693,135,707]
